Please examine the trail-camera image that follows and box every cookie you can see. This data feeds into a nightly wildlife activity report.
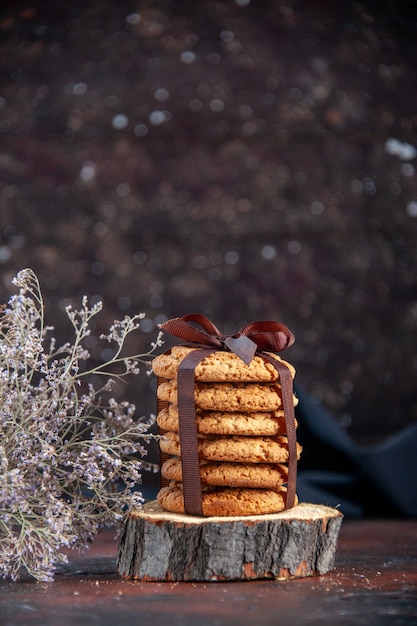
[157,404,296,436]
[157,482,296,516]
[159,431,302,463]
[161,457,288,488]
[157,380,298,412]
[152,346,296,382]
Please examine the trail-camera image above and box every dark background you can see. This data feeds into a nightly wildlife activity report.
[1,0,416,456]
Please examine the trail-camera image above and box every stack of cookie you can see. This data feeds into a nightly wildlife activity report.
[152,345,301,517]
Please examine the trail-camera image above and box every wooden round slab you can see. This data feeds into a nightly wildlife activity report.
[117,501,343,581]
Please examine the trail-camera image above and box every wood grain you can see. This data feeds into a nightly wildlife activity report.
[117,501,343,581]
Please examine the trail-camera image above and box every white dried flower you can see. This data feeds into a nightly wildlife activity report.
[0,268,163,581]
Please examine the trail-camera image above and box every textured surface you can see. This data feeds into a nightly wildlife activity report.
[161,457,289,488]
[118,501,340,579]
[157,405,290,436]
[159,431,301,463]
[156,485,290,517]
[1,519,416,625]
[157,379,298,411]
[152,346,295,381]
[0,1,416,445]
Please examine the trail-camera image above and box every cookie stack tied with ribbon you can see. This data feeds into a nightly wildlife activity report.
[153,314,301,517]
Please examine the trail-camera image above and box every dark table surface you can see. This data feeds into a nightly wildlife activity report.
[1,517,416,626]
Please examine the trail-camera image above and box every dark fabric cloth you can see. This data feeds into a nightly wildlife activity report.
[295,386,417,518]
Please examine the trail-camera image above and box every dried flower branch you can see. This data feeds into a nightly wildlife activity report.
[0,268,163,581]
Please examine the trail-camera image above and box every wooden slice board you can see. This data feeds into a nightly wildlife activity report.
[117,501,343,581]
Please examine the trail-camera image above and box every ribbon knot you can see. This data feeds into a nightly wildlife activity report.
[159,314,295,365]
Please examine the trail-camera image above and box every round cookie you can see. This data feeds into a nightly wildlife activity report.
[161,457,289,488]
[157,380,298,412]
[152,346,296,382]
[157,404,296,436]
[159,431,302,463]
[157,483,296,516]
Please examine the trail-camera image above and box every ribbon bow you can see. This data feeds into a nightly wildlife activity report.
[159,314,295,365]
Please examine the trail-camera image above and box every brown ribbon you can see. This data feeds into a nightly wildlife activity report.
[160,314,295,365]
[159,314,297,516]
